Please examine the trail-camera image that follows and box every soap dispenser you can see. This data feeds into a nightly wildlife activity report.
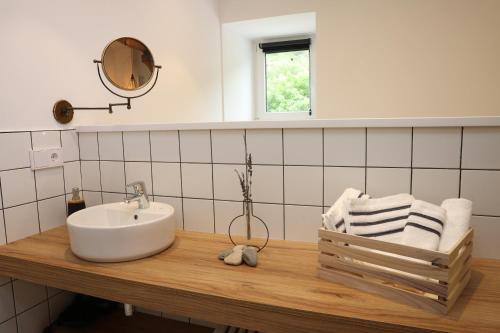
[67,187,86,216]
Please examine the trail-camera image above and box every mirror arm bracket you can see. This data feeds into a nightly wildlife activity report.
[53,58,161,124]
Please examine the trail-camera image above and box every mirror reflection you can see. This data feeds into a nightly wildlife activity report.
[102,37,155,91]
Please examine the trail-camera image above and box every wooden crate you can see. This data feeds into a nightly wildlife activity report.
[318,228,473,314]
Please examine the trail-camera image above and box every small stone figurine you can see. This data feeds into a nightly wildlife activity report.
[218,135,269,267]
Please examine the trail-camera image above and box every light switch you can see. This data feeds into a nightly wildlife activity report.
[30,148,63,170]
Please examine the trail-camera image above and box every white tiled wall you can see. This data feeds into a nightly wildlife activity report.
[2,126,500,330]
[0,130,78,332]
[76,127,500,261]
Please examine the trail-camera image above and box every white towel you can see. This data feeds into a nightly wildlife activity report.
[322,188,368,232]
[402,200,446,251]
[438,198,472,253]
[346,194,414,243]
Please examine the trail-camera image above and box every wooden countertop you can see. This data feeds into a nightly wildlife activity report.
[0,227,499,333]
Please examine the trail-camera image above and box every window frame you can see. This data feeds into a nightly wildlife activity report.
[255,35,316,121]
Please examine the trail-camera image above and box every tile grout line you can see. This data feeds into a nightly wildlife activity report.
[209,130,216,233]
[458,127,464,198]
[29,132,42,234]
[364,128,368,193]
[77,133,85,205]
[148,131,154,201]
[282,128,286,240]
[410,127,414,194]
[321,128,325,212]
[96,133,104,203]
[9,280,20,333]
[59,131,68,216]
[121,132,127,195]
[177,131,185,230]
[0,177,8,244]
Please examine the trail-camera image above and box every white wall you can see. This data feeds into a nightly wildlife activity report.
[219,0,500,119]
[0,0,223,131]
[221,28,254,121]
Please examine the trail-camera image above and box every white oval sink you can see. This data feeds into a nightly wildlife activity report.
[67,202,176,262]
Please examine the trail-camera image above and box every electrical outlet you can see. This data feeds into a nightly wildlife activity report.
[30,148,63,170]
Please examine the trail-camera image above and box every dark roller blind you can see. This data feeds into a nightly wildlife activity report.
[259,38,311,54]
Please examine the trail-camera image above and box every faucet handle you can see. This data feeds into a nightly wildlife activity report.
[126,181,146,195]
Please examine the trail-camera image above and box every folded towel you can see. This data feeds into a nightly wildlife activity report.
[402,200,446,251]
[322,188,368,232]
[346,194,414,243]
[438,198,472,253]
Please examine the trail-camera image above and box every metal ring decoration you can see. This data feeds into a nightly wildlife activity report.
[227,213,270,252]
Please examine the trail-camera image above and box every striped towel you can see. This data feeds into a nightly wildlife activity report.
[322,188,369,233]
[402,200,446,251]
[346,194,415,243]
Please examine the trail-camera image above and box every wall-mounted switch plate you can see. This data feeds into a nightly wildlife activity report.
[30,148,63,170]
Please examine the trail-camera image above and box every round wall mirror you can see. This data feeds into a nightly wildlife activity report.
[101,37,155,91]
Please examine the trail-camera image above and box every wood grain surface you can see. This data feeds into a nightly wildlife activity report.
[0,227,499,333]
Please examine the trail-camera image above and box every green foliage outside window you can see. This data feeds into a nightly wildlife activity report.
[266,50,310,113]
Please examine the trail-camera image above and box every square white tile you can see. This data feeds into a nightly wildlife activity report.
[125,162,152,195]
[214,200,244,235]
[211,130,245,164]
[0,213,5,245]
[154,196,183,229]
[0,318,16,333]
[213,164,245,201]
[284,205,322,242]
[183,198,214,233]
[49,292,75,324]
[35,167,65,200]
[412,127,461,168]
[4,203,39,243]
[63,161,81,194]
[366,168,411,197]
[324,128,365,166]
[152,163,181,197]
[253,203,284,240]
[82,191,102,207]
[246,129,282,165]
[0,283,15,322]
[123,131,150,161]
[38,196,66,232]
[284,166,322,206]
[61,130,79,162]
[0,132,31,171]
[324,167,365,206]
[461,170,500,216]
[471,216,500,259]
[179,130,211,163]
[100,161,125,193]
[13,280,47,314]
[16,301,49,333]
[97,132,123,161]
[251,165,283,204]
[78,132,98,160]
[462,127,500,169]
[31,131,60,149]
[367,128,412,167]
[283,129,322,165]
[150,131,180,162]
[412,169,459,205]
[80,161,101,191]
[0,168,36,207]
[181,164,213,199]
[102,192,126,204]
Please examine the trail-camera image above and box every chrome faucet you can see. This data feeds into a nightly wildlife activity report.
[124,181,150,209]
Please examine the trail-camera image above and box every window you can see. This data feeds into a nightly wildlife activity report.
[257,38,313,119]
